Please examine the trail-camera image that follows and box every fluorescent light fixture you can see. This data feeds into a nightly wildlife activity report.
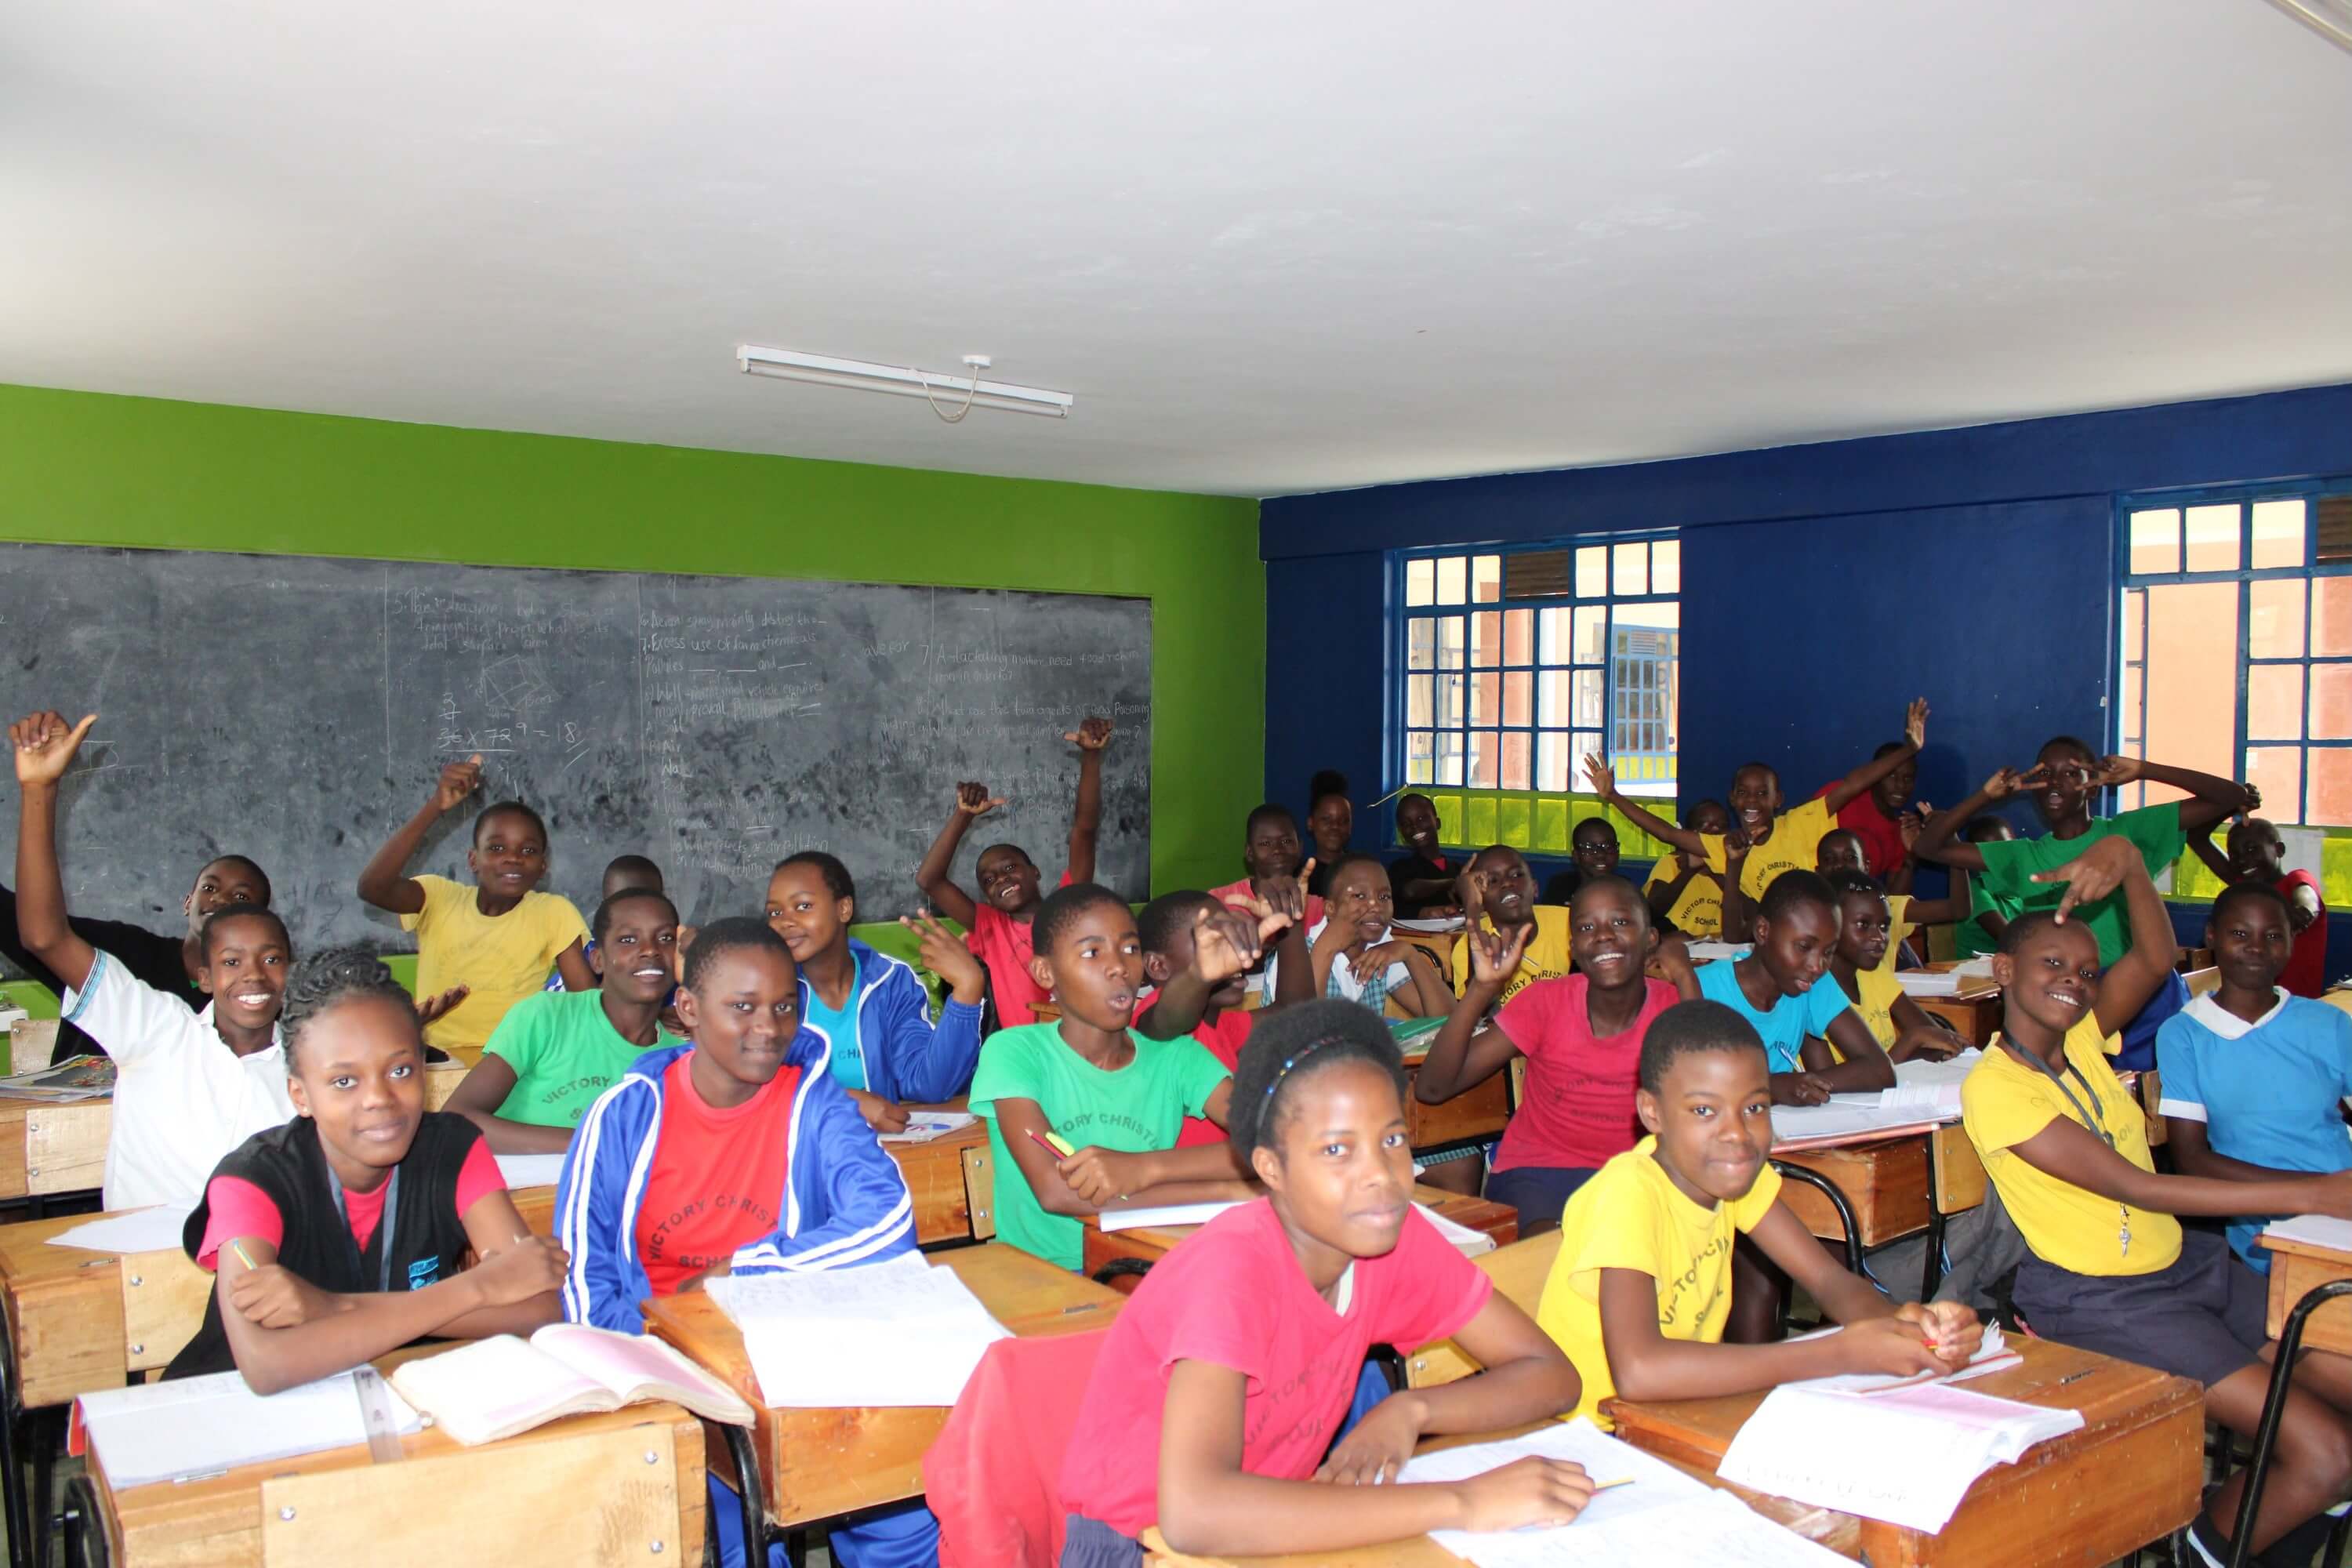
[737,346,1073,419]
[2261,0,2352,51]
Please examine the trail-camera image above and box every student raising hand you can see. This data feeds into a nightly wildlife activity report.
[1467,917,1533,989]
[1904,696,1929,751]
[431,753,485,814]
[954,779,1008,818]
[9,710,96,785]
[1063,716,1116,752]
[902,910,987,1006]
[2029,833,2144,922]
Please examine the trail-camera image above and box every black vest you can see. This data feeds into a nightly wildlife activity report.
[165,1112,482,1381]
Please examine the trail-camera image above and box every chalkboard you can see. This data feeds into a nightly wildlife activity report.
[0,543,1151,956]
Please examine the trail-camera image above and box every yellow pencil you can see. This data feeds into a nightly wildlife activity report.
[1592,1476,1635,1491]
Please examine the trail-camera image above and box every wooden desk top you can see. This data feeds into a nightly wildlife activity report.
[90,1362,709,1568]
[1607,1338,2204,1568]
[644,1241,1122,1527]
[2259,1225,2352,1355]
[0,1207,212,1406]
[1087,1185,1519,1264]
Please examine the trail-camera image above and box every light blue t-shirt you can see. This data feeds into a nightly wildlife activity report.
[805,956,866,1092]
[2156,991,2352,1269]
[1697,960,1857,1074]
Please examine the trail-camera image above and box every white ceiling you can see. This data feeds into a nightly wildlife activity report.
[5,2,2349,499]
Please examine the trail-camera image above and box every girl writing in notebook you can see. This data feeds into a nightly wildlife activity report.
[168,949,566,1390]
[1057,1001,1589,1563]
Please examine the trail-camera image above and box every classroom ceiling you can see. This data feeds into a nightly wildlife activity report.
[5,2,2350,499]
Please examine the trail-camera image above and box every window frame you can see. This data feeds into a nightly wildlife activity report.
[1388,534,1682,826]
[2112,478,2352,824]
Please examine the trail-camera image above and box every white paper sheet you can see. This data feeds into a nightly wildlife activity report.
[1717,1382,2082,1533]
[492,1152,568,1190]
[2263,1213,2352,1254]
[1097,1200,1243,1232]
[1390,916,1467,934]
[878,1111,978,1144]
[1686,941,1755,963]
[78,1370,421,1489]
[45,1206,191,1255]
[1783,1323,2019,1395]
[703,1252,1011,1407]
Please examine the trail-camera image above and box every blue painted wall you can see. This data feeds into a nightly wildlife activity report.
[1261,382,2352,973]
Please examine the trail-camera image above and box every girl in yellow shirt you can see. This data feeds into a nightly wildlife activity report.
[1820,871,1964,1062]
[1959,837,2352,1566]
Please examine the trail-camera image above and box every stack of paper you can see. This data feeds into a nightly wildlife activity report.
[45,1207,191,1254]
[1391,916,1467,934]
[1397,1418,1848,1567]
[1717,1381,2082,1533]
[1686,941,1755,964]
[703,1252,1011,1407]
[492,1152,568,1189]
[2261,1214,2352,1253]
[0,1054,114,1102]
[75,1370,423,1488]
[1893,971,1968,997]
[1769,1102,1947,1151]
[879,1111,978,1144]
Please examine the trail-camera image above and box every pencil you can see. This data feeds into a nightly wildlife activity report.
[1592,1476,1635,1491]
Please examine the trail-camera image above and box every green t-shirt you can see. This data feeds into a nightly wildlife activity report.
[484,989,683,1128]
[1976,802,2186,966]
[1954,877,2020,960]
[967,1022,1232,1271]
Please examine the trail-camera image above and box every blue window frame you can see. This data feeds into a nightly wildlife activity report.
[1391,536,1681,800]
[2116,483,2352,825]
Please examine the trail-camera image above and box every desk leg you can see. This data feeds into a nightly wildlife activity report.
[26,1411,52,1568]
[720,1422,770,1568]
[53,1476,97,1568]
[1922,1137,1947,1301]
[2,1336,30,1568]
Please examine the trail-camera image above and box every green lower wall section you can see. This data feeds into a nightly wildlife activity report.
[0,383,1265,897]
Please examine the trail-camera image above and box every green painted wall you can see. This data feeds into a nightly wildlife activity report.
[0,383,1264,895]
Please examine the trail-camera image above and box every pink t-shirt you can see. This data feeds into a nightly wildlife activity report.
[1058,1198,1490,1537]
[636,1054,800,1296]
[1128,986,1254,1148]
[967,870,1073,1027]
[1489,975,1679,1174]
[1207,878,1325,932]
[198,1140,504,1269]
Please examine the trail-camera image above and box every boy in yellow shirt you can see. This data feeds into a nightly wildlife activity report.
[1961,836,2352,1567]
[1642,799,1730,939]
[1447,845,1569,1007]
[1537,997,1978,1428]
[1587,698,1929,907]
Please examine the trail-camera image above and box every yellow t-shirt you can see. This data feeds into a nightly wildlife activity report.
[400,874,591,1054]
[1873,894,1913,978]
[1836,966,1908,1056]
[1961,1015,2182,1278]
[1700,796,1835,904]
[1536,1138,1784,1428]
[1450,906,1572,1006]
[1642,854,1724,939]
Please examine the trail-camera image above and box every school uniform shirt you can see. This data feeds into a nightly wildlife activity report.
[964,870,1072,1029]
[804,953,867,1091]
[1873,894,1914,978]
[2279,870,2332,999]
[1269,919,1416,1009]
[1448,906,1573,1007]
[1838,966,1908,1054]
[1641,853,1723,939]
[967,1023,1232,1270]
[1955,879,2020,960]
[167,1112,495,1379]
[1130,986,1254,1149]
[1387,851,1456,918]
[2157,991,2352,1268]
[798,938,984,1105]
[1974,804,2186,968]
[1694,960,1857,1075]
[1962,1015,2182,1278]
[401,875,590,1055]
[483,989,683,1129]
[557,1039,916,1333]
[1058,1199,1490,1538]
[1811,784,1907,881]
[1699,796,1835,904]
[0,883,202,1061]
[1489,975,1679,1174]
[1537,1137,1784,1429]
[635,1053,801,1294]
[62,949,297,1210]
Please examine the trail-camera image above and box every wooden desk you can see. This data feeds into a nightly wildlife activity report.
[1399,1056,1508,1151]
[1911,965,2003,1046]
[644,1241,1120,1530]
[1773,1132,1934,1250]
[81,1373,707,1567]
[1083,1185,1519,1277]
[1388,929,1458,990]
[1607,1337,2204,1567]
[505,1102,989,1249]
[2263,1227,2352,1356]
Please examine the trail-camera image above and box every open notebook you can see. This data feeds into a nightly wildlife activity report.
[703,1251,1010,1407]
[387,1325,753,1445]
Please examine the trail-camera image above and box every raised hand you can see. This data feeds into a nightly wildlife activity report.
[903,910,985,1000]
[430,753,485,814]
[1191,903,1271,984]
[2028,835,2143,920]
[1350,941,1406,984]
[2092,754,2145,787]
[1064,716,1115,752]
[1904,698,1929,751]
[9,711,96,787]
[1899,812,1925,852]
[1980,766,2031,800]
[415,985,471,1027]
[1257,866,1308,928]
[1468,920,1532,989]
[1581,753,1618,802]
[2244,783,2264,815]
[954,780,1007,818]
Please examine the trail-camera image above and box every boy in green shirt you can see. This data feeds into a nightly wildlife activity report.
[969,883,1269,1269]
[445,888,684,1152]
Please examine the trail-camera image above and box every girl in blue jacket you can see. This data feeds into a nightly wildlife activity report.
[764,851,985,1131]
[555,916,935,1568]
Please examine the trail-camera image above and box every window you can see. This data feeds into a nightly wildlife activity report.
[2118,487,2352,825]
[1397,537,1680,800]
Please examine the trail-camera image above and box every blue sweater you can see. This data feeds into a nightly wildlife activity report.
[554,1036,916,1332]
[799,937,983,1103]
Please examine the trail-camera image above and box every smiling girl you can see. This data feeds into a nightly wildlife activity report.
[167,949,566,1389]
[11,710,299,1210]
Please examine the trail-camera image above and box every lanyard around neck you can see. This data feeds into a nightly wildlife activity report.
[328,1165,401,1294]
[2008,1039,2114,1151]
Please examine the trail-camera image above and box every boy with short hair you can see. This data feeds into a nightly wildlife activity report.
[1811,739,1922,880]
[1642,799,1730,939]
[1540,818,1623,907]
[2190,816,2331,998]
[2157,880,2352,1270]
[1697,869,1894,1102]
[1135,886,1312,1145]
[1448,844,1571,1007]
[1386,792,1458,918]
[1535,998,1977,1428]
[1817,828,1974,975]
[1586,699,1928,910]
